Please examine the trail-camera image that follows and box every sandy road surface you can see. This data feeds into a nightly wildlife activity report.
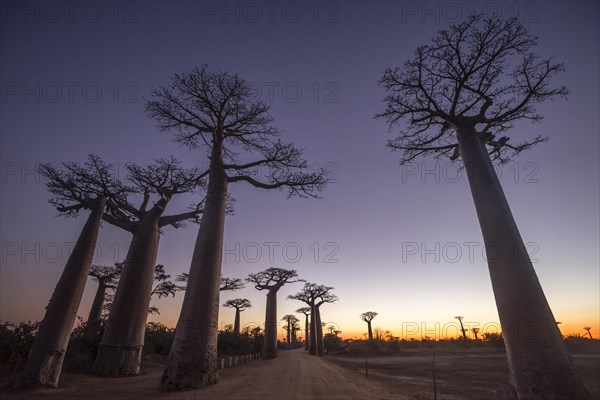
[3,349,409,400]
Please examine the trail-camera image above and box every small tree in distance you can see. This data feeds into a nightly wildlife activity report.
[223,299,252,334]
[360,312,378,341]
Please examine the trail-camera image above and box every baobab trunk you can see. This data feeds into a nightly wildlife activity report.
[15,197,106,388]
[315,306,324,356]
[161,140,227,390]
[263,290,278,359]
[286,320,291,349]
[292,326,297,347]
[458,128,590,400]
[87,281,107,325]
[233,309,241,334]
[304,314,310,350]
[309,303,317,355]
[367,321,373,340]
[93,210,161,376]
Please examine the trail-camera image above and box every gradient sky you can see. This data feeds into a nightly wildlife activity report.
[1,1,598,340]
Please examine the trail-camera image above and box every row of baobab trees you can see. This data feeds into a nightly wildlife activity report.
[14,14,593,399]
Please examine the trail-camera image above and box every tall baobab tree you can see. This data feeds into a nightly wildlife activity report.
[16,155,124,388]
[87,264,122,325]
[247,268,302,359]
[223,299,252,334]
[146,64,329,390]
[583,327,593,340]
[296,307,311,350]
[281,315,299,349]
[93,158,205,376]
[289,283,336,356]
[454,316,467,340]
[376,15,589,399]
[360,312,378,341]
[472,327,480,341]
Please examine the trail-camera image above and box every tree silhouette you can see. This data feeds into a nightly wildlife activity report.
[360,312,378,341]
[289,283,337,356]
[93,157,205,376]
[471,327,480,341]
[146,64,330,390]
[454,316,467,340]
[583,327,593,340]
[296,307,311,350]
[376,15,588,399]
[247,268,302,359]
[16,155,125,388]
[281,315,299,349]
[223,299,252,334]
[87,264,122,325]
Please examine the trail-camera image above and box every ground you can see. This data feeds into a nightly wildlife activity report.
[2,349,599,400]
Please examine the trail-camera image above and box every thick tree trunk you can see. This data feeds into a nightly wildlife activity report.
[315,306,324,356]
[93,210,161,376]
[292,326,296,347]
[304,314,309,350]
[286,320,291,349]
[458,128,590,400]
[309,302,317,355]
[367,321,373,340]
[459,321,467,340]
[87,281,107,325]
[233,309,241,335]
[15,197,106,388]
[263,290,278,359]
[160,141,227,391]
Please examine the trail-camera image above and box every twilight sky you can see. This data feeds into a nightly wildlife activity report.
[1,0,598,340]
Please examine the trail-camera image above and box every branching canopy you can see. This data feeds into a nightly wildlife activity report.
[176,273,245,292]
[289,282,335,306]
[145,64,330,198]
[246,267,302,291]
[223,298,252,311]
[376,15,569,164]
[360,311,378,323]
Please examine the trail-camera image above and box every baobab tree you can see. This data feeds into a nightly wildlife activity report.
[146,64,329,390]
[87,264,122,325]
[376,15,589,399]
[360,312,378,341]
[583,327,593,340]
[16,155,124,388]
[246,268,302,359]
[296,307,311,350]
[454,316,467,340]
[281,315,299,349]
[223,299,251,334]
[93,158,205,376]
[95,264,184,317]
[289,283,337,356]
[472,327,480,341]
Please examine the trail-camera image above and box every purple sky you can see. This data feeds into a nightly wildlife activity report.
[1,1,598,339]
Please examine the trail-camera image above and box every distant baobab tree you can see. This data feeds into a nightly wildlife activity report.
[223,299,252,334]
[583,327,593,340]
[360,312,378,341]
[282,315,300,348]
[93,157,205,377]
[87,264,122,325]
[16,155,125,389]
[146,64,330,390]
[247,268,302,359]
[376,15,589,399]
[454,316,467,340]
[95,263,183,318]
[289,283,337,356]
[471,328,480,341]
[296,307,311,350]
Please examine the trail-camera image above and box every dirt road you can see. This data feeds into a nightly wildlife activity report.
[3,349,409,400]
